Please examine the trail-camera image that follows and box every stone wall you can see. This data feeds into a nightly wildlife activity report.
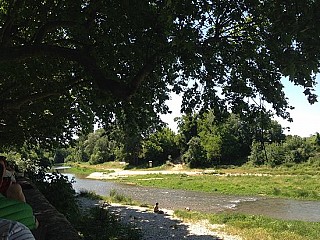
[22,182,80,240]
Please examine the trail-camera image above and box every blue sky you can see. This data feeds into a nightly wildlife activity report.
[275,76,320,137]
[161,76,320,137]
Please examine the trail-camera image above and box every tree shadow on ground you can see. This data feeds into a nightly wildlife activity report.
[108,205,224,240]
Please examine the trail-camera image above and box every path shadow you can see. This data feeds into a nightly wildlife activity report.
[108,205,223,240]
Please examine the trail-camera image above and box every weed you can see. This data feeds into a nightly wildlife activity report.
[109,189,135,205]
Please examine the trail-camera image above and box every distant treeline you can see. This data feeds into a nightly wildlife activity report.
[55,112,320,168]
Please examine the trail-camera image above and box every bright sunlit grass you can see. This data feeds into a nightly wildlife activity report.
[174,209,320,240]
[115,173,320,200]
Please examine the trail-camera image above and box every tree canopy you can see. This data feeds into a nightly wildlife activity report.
[1,0,319,148]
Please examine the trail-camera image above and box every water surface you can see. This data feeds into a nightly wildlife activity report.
[65,173,320,222]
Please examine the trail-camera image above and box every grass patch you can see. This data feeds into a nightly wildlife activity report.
[223,163,320,176]
[79,189,139,206]
[174,210,320,240]
[115,173,320,200]
[68,162,320,200]
[79,189,143,208]
[78,190,103,200]
[66,162,115,175]
[108,189,136,205]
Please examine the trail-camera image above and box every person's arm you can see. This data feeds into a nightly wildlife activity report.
[0,218,35,240]
[0,195,38,230]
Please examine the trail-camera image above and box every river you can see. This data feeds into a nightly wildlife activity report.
[65,173,320,222]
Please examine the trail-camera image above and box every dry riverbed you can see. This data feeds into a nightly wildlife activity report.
[86,166,215,180]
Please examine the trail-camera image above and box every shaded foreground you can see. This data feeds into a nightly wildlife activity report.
[77,197,240,240]
[22,180,79,240]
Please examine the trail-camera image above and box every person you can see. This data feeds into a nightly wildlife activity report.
[0,218,35,240]
[0,156,25,202]
[153,202,164,214]
[0,159,38,230]
[4,162,17,182]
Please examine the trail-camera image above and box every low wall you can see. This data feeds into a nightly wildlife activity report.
[22,181,80,240]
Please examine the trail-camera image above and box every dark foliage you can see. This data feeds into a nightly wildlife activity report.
[76,207,141,240]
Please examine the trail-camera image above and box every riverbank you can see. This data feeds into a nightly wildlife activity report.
[67,163,320,239]
[85,169,320,201]
[77,197,241,240]
[68,171,320,239]
[76,194,320,240]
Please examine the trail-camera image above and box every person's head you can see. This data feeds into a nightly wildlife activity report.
[0,156,8,168]
[155,202,159,205]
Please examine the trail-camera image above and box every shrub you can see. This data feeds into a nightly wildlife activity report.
[35,173,80,222]
[76,207,141,240]
[182,137,211,168]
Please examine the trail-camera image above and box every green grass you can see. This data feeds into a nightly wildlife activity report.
[66,162,115,175]
[78,189,139,206]
[70,162,320,200]
[71,162,320,239]
[174,209,320,240]
[224,163,320,176]
[108,189,137,205]
[78,190,103,200]
[115,173,320,200]
[77,188,320,240]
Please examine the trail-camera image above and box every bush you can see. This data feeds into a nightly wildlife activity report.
[76,207,141,240]
[35,173,80,222]
[248,135,317,166]
[182,137,211,168]
[248,140,266,165]
[141,127,179,166]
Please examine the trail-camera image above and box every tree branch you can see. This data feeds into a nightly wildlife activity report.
[1,74,90,113]
[0,45,158,99]
[0,0,23,46]
[127,53,158,98]
[32,21,80,44]
[1,92,61,112]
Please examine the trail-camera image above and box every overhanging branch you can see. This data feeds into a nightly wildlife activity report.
[33,21,80,44]
[0,45,158,100]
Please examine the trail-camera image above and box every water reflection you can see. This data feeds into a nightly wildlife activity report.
[65,173,320,222]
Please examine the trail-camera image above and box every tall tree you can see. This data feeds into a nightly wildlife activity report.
[141,127,179,165]
[0,0,319,148]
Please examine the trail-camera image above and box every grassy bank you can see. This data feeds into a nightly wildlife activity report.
[115,173,320,200]
[68,163,320,239]
[68,162,320,200]
[175,209,320,240]
[65,162,122,175]
[79,189,320,240]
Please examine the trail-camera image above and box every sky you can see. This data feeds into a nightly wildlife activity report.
[161,76,320,137]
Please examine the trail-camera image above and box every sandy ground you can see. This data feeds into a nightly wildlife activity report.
[77,197,241,240]
[86,165,271,180]
[86,167,217,180]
